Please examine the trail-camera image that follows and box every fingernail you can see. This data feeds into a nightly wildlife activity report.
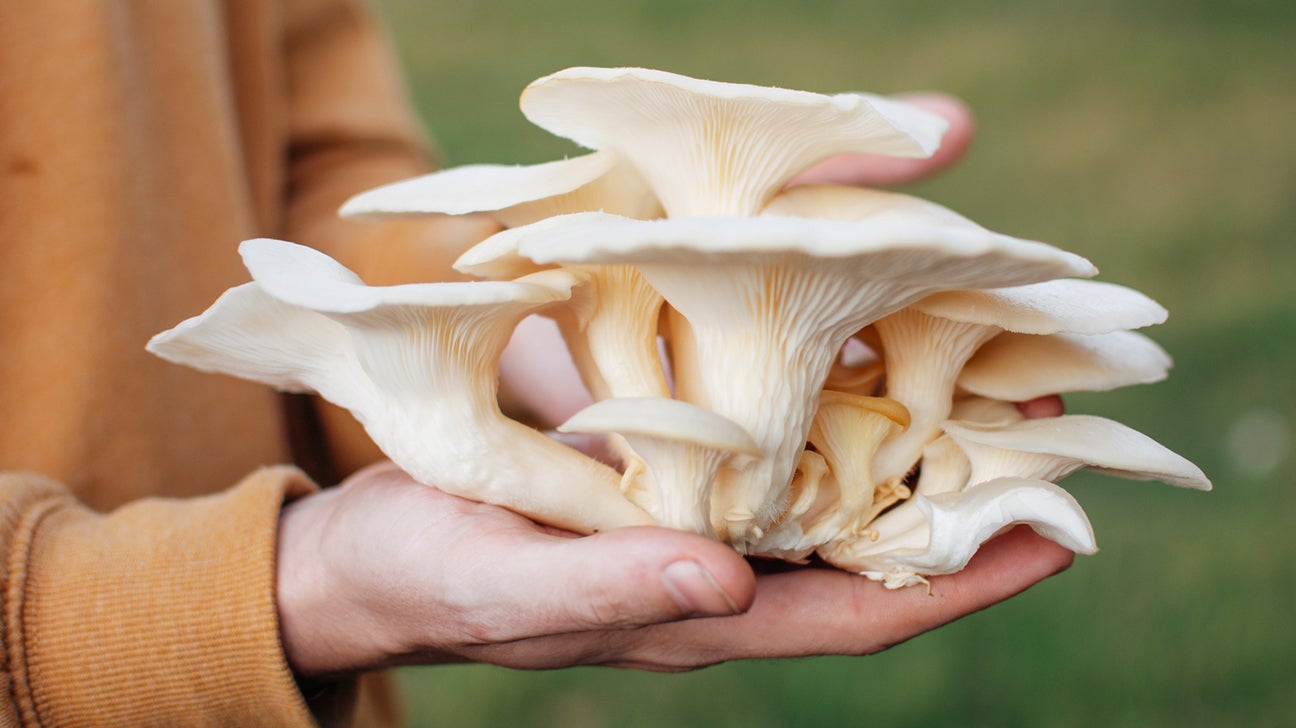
[661,561,742,616]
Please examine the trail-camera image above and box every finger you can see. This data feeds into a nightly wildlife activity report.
[601,526,1072,670]
[1016,394,1065,419]
[790,92,976,188]
[462,526,756,646]
[498,314,593,428]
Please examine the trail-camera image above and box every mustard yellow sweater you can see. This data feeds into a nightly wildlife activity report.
[0,1,492,724]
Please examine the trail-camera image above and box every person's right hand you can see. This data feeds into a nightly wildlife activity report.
[276,461,1072,678]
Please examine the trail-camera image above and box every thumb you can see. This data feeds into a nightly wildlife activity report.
[509,526,755,634]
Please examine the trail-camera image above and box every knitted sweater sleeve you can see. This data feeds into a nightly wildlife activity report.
[1,467,319,727]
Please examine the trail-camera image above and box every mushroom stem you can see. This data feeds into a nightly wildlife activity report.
[560,397,759,535]
[552,264,669,401]
[871,308,1000,482]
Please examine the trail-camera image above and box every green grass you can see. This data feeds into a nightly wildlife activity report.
[374,1,1295,724]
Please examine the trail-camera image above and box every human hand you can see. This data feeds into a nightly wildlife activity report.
[276,461,1072,677]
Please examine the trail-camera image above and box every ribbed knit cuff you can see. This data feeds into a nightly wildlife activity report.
[6,467,320,727]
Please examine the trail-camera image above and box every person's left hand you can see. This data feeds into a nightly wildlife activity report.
[276,461,1072,677]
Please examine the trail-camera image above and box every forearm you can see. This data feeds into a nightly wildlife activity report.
[1,468,319,726]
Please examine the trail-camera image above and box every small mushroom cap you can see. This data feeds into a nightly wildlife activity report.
[339,152,616,219]
[559,397,759,456]
[454,226,553,281]
[822,476,1097,588]
[958,330,1172,401]
[913,279,1168,335]
[816,390,911,429]
[240,238,577,313]
[942,415,1212,490]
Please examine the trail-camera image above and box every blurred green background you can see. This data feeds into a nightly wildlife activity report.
[373,0,1295,725]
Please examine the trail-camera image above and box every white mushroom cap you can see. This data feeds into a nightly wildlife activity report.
[819,477,1097,589]
[913,279,1168,335]
[958,330,1173,401]
[520,67,947,216]
[507,211,1093,548]
[942,415,1212,490]
[340,150,661,227]
[559,397,758,534]
[152,239,652,534]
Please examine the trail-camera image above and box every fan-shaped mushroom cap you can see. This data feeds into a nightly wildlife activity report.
[559,397,758,534]
[507,211,1094,547]
[958,330,1172,401]
[913,279,1168,335]
[942,415,1212,490]
[340,150,661,227]
[520,67,947,216]
[152,239,652,534]
[820,477,1097,589]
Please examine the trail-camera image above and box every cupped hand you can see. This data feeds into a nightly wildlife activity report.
[277,461,1071,678]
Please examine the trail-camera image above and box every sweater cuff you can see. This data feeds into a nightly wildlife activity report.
[6,467,320,726]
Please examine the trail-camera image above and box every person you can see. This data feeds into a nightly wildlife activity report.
[0,1,1072,725]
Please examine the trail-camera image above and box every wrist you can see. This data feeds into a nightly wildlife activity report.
[276,487,377,678]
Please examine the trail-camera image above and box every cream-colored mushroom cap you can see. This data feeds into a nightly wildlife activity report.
[958,330,1172,401]
[339,150,660,227]
[913,279,1168,335]
[820,477,1097,589]
[559,397,759,455]
[520,66,947,216]
[942,415,1212,490]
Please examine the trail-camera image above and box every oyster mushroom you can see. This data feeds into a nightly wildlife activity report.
[868,279,1171,483]
[957,329,1172,402]
[559,397,759,535]
[819,476,1098,589]
[339,150,661,226]
[941,416,1212,491]
[506,211,1095,548]
[148,238,651,534]
[520,67,948,216]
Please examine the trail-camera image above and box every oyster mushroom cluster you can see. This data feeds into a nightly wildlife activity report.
[149,67,1210,588]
